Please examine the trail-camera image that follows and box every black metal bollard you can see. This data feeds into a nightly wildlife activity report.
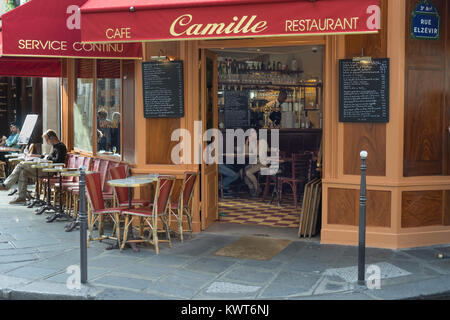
[358,151,368,286]
[78,166,88,284]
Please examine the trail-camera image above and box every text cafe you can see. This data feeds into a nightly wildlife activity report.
[11,0,449,249]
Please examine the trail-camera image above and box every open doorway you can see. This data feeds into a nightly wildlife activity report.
[201,45,324,238]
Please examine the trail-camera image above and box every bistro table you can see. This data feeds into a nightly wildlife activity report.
[37,164,73,220]
[61,170,97,232]
[107,174,159,252]
[23,160,52,208]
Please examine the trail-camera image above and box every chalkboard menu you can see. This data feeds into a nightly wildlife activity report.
[339,58,389,123]
[142,61,184,118]
[224,90,250,129]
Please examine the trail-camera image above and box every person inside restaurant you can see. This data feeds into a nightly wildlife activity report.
[268,90,287,128]
[0,129,67,204]
[218,163,240,197]
[243,129,269,197]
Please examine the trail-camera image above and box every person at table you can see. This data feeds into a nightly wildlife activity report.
[0,129,67,204]
[0,123,20,149]
[110,112,120,154]
[243,129,269,197]
[0,123,21,163]
[97,108,112,151]
[218,164,239,197]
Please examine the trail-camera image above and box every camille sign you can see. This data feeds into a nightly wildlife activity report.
[411,0,440,40]
[80,0,380,43]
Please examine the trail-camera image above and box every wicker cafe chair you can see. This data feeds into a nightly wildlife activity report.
[85,172,124,248]
[109,165,150,207]
[170,172,198,242]
[0,161,6,179]
[121,176,176,255]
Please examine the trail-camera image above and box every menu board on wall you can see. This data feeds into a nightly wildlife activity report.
[339,58,389,123]
[142,61,184,118]
[224,90,250,129]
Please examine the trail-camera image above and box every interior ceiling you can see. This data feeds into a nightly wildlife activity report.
[213,45,324,56]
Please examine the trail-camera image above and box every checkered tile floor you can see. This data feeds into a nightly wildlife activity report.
[218,194,300,228]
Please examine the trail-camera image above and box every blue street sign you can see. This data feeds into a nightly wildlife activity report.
[411,0,440,40]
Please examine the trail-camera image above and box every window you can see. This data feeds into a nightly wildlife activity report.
[96,60,121,157]
[74,60,94,152]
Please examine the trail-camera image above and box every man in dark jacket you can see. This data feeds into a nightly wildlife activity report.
[0,129,67,204]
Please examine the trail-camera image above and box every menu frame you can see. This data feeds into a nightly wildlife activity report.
[224,90,251,129]
[339,58,390,123]
[142,60,185,119]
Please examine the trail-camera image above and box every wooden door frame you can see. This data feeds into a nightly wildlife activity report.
[200,49,219,230]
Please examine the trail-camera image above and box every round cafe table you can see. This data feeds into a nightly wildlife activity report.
[61,170,97,232]
[22,160,52,208]
[107,175,159,252]
[40,165,75,222]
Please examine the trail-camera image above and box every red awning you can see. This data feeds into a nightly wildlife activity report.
[1,0,142,59]
[0,31,61,77]
[80,0,380,43]
[0,56,61,77]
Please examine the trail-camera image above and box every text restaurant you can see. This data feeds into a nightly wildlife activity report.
[4,0,449,250]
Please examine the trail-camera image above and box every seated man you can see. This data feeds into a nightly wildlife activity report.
[0,130,67,204]
[0,122,20,149]
[218,164,239,197]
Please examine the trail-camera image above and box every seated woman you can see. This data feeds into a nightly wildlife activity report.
[244,129,269,197]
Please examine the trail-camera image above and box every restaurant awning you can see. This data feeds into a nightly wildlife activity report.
[1,0,142,59]
[0,31,61,77]
[80,0,380,43]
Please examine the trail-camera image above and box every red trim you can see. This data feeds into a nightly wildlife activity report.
[0,56,61,77]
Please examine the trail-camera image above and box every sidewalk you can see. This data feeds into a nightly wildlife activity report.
[0,190,449,300]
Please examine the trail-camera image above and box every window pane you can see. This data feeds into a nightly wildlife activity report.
[96,60,121,157]
[74,60,94,152]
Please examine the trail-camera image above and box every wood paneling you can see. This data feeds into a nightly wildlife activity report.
[404,0,449,176]
[144,42,182,165]
[328,188,357,226]
[146,118,180,164]
[328,188,391,227]
[445,191,450,226]
[366,190,391,228]
[343,123,386,176]
[404,69,443,175]
[343,0,388,176]
[122,61,135,164]
[446,2,450,175]
[402,191,443,228]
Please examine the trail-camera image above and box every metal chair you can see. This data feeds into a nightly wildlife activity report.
[170,172,198,242]
[85,172,124,248]
[121,176,176,254]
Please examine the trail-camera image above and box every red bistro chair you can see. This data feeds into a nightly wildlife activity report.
[109,165,150,207]
[121,176,176,254]
[170,172,198,242]
[85,172,125,247]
